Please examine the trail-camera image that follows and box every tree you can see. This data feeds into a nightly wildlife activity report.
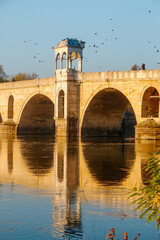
[0,65,9,82]
[129,151,160,229]
[131,64,140,70]
[13,72,38,81]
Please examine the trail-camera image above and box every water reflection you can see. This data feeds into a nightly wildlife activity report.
[7,137,13,174]
[19,135,54,175]
[82,140,135,185]
[53,137,82,239]
[0,136,159,239]
[135,139,160,185]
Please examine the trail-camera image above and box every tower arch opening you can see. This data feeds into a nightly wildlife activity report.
[69,51,81,71]
[58,90,65,118]
[8,95,14,119]
[141,87,159,118]
[81,88,137,138]
[17,94,55,135]
[62,52,67,69]
[56,53,61,70]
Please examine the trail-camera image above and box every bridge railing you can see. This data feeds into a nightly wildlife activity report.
[78,69,160,81]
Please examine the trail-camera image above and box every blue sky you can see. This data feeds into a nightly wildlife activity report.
[0,0,160,78]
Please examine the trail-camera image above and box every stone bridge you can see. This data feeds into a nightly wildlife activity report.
[1,38,160,138]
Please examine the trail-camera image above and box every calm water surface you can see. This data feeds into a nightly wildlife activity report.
[0,136,159,240]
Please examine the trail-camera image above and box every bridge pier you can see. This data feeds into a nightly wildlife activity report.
[0,119,16,135]
[135,119,160,140]
[55,117,79,137]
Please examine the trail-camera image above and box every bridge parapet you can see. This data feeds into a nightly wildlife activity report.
[0,77,55,89]
[77,70,160,82]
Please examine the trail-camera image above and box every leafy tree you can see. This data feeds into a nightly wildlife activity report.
[30,73,38,79]
[13,72,38,81]
[0,65,9,82]
[129,151,160,229]
[131,64,140,70]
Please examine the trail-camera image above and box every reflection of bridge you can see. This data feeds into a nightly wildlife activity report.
[0,38,160,137]
[0,136,159,238]
[0,136,157,197]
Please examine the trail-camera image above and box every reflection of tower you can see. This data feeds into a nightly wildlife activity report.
[52,137,83,239]
[7,136,13,174]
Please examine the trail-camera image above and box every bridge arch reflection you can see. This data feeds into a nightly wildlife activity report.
[82,140,135,185]
[20,136,54,175]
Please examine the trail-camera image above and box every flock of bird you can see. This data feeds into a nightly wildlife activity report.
[23,39,45,63]
[22,10,160,70]
[84,10,160,68]
[88,18,117,54]
[84,18,118,65]
[147,41,160,64]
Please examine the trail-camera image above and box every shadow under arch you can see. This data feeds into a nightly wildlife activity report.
[8,95,14,119]
[17,94,55,135]
[82,139,135,185]
[141,86,159,118]
[19,135,54,176]
[81,88,137,138]
[58,90,65,118]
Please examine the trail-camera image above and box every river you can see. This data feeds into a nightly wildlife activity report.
[0,135,159,239]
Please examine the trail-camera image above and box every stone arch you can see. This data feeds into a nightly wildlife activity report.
[8,95,14,119]
[58,89,65,118]
[17,94,55,135]
[62,52,67,69]
[81,87,137,138]
[141,86,159,118]
[69,51,81,71]
[0,113,3,123]
[56,53,61,70]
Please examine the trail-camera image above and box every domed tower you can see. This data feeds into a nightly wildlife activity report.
[53,38,85,74]
[53,38,85,137]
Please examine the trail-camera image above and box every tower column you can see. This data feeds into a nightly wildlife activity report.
[78,58,82,72]
[53,38,85,137]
